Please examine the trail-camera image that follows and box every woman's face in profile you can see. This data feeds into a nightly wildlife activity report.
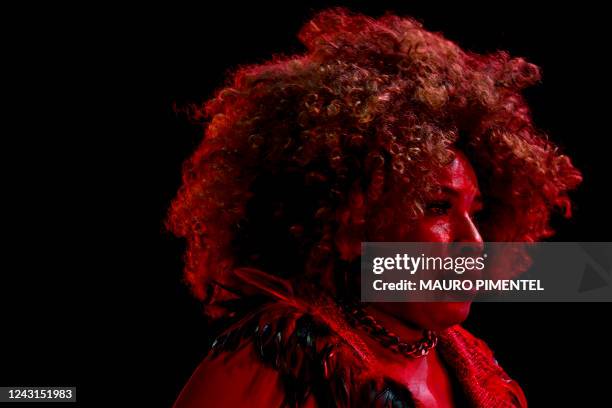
[411,149,483,244]
[374,149,485,330]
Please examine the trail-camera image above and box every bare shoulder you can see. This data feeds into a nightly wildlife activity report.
[173,341,287,408]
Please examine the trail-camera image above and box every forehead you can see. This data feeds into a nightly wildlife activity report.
[435,150,479,192]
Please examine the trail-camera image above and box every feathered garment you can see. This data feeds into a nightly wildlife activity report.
[174,268,526,407]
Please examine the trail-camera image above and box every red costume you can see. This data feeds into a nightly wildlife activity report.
[174,269,526,407]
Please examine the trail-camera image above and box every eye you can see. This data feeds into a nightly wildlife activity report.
[470,204,488,227]
[425,200,452,216]
[471,209,483,224]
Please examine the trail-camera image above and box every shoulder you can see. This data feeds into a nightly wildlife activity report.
[174,301,365,408]
[173,341,291,408]
[439,325,528,408]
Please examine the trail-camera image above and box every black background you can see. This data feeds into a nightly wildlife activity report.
[3,1,612,406]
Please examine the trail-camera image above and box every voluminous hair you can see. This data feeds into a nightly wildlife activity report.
[167,7,581,315]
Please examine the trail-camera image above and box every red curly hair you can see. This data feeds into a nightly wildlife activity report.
[167,7,581,315]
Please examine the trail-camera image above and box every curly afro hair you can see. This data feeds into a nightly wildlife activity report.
[167,7,581,314]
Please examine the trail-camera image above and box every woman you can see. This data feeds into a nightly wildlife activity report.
[167,7,581,407]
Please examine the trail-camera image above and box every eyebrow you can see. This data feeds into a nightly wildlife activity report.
[440,186,458,196]
[439,186,483,205]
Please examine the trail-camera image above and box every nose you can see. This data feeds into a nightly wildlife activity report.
[454,212,484,255]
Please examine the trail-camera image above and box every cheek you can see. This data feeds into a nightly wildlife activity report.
[408,218,452,242]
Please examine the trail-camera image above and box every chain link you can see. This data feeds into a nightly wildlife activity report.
[339,301,438,358]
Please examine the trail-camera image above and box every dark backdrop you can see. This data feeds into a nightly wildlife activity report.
[3,1,611,407]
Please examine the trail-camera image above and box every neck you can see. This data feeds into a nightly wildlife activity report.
[362,303,426,344]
